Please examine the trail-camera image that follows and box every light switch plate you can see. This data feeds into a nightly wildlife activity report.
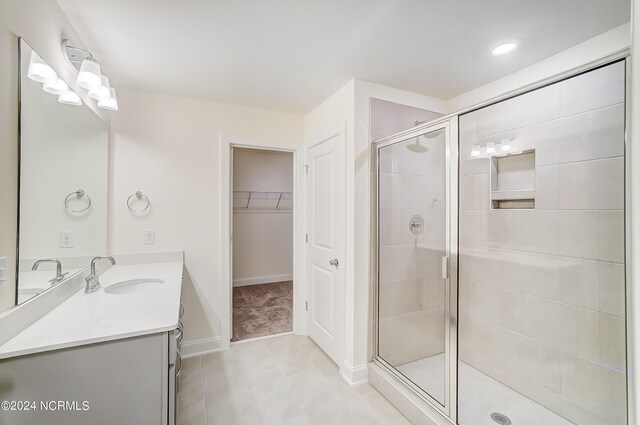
[59,232,75,248]
[143,229,155,245]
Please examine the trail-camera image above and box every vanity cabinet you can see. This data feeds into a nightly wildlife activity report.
[0,330,179,425]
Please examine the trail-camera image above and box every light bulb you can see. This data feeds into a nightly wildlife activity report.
[485,142,496,155]
[27,51,57,83]
[58,90,82,106]
[470,145,481,157]
[88,74,110,100]
[77,58,101,89]
[492,43,517,56]
[43,78,69,95]
[97,87,118,111]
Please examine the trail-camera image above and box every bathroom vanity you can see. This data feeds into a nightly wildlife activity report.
[0,254,184,425]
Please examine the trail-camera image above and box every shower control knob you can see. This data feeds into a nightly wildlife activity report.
[329,259,339,267]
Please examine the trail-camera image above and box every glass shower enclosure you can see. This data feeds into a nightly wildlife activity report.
[372,59,628,425]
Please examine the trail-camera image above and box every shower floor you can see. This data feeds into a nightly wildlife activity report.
[397,355,573,425]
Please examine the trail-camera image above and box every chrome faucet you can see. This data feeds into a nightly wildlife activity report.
[85,256,116,293]
[32,259,68,285]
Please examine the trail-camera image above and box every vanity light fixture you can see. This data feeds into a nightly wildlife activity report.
[42,78,70,95]
[500,139,512,152]
[76,58,102,89]
[492,42,517,56]
[97,87,119,111]
[27,51,56,83]
[62,39,118,111]
[485,142,496,155]
[58,90,82,106]
[470,145,481,157]
[88,74,110,100]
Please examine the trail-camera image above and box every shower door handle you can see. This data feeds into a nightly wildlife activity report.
[441,256,449,279]
[329,258,339,268]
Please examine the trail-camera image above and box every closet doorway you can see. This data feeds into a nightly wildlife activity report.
[231,147,294,342]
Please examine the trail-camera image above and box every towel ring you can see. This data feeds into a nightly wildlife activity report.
[64,189,91,213]
[127,191,150,213]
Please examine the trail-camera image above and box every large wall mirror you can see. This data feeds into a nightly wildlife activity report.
[17,39,108,304]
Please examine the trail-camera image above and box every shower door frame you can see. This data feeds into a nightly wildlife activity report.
[371,118,459,423]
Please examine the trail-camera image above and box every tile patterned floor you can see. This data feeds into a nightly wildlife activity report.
[178,334,410,425]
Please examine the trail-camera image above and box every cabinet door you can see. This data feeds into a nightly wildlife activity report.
[0,334,166,425]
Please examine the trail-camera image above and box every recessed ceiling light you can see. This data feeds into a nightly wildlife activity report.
[492,42,517,56]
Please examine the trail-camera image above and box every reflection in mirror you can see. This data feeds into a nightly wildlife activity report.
[17,39,108,304]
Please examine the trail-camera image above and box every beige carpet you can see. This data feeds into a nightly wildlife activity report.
[232,281,293,342]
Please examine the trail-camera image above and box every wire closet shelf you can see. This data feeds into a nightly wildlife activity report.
[233,190,292,212]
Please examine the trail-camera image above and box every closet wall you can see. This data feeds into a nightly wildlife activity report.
[232,149,293,286]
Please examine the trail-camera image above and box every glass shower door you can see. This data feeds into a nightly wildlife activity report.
[375,122,452,411]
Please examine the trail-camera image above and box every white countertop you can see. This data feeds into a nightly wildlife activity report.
[0,261,183,360]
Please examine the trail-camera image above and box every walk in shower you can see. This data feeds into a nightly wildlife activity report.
[372,60,628,425]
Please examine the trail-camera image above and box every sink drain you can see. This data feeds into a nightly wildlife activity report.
[491,413,512,425]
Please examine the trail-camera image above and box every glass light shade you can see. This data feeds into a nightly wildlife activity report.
[470,145,481,157]
[500,140,512,152]
[58,90,82,106]
[485,142,496,155]
[97,87,118,111]
[88,74,110,100]
[76,58,102,89]
[43,78,70,95]
[27,51,57,83]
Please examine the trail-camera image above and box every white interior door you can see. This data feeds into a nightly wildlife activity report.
[305,130,345,365]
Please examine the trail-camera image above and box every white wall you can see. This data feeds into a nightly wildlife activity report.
[109,89,304,346]
[232,149,293,285]
[0,0,109,313]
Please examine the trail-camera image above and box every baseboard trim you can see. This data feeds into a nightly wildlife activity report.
[181,336,223,358]
[233,274,293,287]
[341,360,369,386]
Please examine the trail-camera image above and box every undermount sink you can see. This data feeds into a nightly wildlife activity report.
[104,278,165,295]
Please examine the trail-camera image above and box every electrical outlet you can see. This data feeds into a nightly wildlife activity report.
[143,229,155,245]
[59,232,75,248]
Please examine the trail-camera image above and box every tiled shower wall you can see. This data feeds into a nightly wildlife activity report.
[458,62,626,425]
[377,132,447,366]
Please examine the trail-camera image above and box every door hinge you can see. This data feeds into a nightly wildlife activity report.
[305,301,308,311]
[305,233,309,243]
[303,164,309,175]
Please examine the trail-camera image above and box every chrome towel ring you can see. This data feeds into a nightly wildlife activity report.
[127,191,150,213]
[64,189,91,213]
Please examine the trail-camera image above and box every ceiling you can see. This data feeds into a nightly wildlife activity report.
[56,0,630,113]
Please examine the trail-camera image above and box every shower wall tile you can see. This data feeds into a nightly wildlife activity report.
[598,314,626,371]
[379,278,423,318]
[474,84,561,138]
[597,157,625,210]
[561,353,627,425]
[379,244,442,282]
[597,210,625,263]
[557,211,598,259]
[577,308,600,361]
[534,165,559,210]
[459,174,490,210]
[556,259,598,310]
[378,308,445,358]
[558,161,599,209]
[422,276,445,310]
[598,261,626,317]
[559,61,625,117]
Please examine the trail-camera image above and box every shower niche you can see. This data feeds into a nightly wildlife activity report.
[490,150,535,209]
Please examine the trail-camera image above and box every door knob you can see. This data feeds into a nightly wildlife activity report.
[329,259,339,267]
